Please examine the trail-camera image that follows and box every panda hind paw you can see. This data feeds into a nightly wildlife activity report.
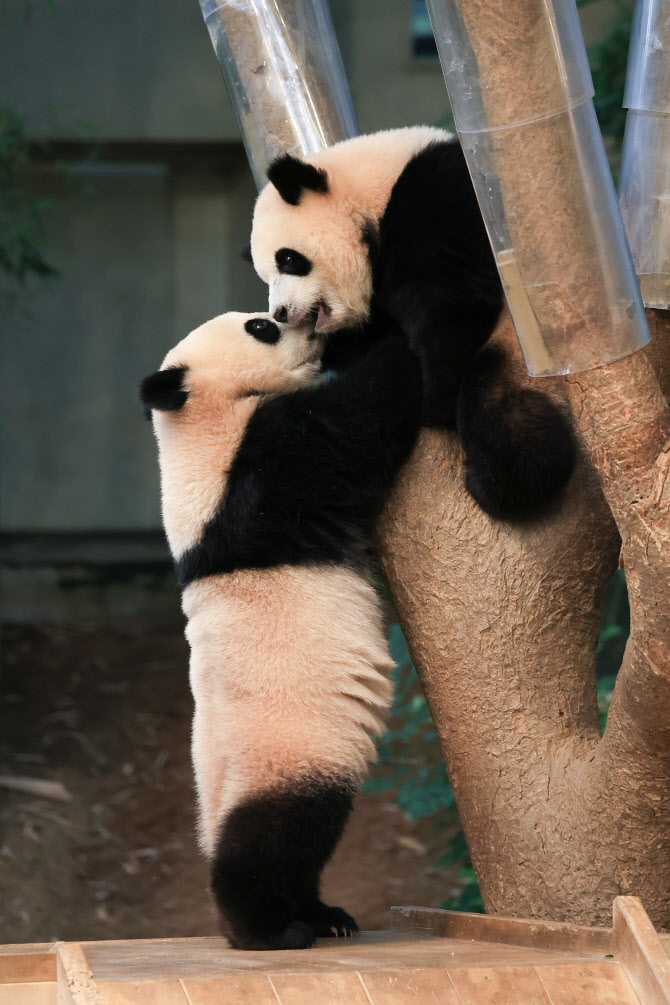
[231,920,316,951]
[300,903,359,938]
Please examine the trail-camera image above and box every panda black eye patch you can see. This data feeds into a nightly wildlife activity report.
[275,248,312,277]
[244,318,282,344]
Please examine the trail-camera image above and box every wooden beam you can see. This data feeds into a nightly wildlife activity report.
[56,943,102,1005]
[614,897,670,1005]
[391,907,613,954]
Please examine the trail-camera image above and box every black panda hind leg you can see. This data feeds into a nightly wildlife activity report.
[210,777,356,950]
[457,345,576,521]
[298,900,359,938]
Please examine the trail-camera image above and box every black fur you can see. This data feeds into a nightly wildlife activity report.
[140,365,189,418]
[325,137,574,519]
[176,330,422,586]
[457,346,576,520]
[210,777,357,950]
[240,243,253,263]
[275,247,312,276]
[361,219,380,259]
[144,327,421,952]
[244,317,281,344]
[376,139,503,428]
[267,154,329,206]
[320,295,386,373]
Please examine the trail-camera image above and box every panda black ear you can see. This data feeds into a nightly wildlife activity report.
[266,154,329,206]
[140,365,189,419]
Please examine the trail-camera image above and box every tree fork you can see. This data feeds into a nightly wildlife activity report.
[380,0,669,925]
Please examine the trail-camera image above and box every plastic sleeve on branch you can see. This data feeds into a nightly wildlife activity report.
[198,0,358,189]
[426,0,650,376]
[619,0,670,310]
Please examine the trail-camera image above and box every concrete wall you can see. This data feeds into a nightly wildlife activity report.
[1,0,448,142]
[0,0,619,539]
[0,0,450,538]
[0,0,618,143]
[2,0,239,141]
[348,0,448,133]
[0,151,265,532]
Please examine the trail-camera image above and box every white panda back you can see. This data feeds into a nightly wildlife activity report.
[294,126,452,222]
[183,564,394,856]
[154,394,259,559]
[314,126,450,202]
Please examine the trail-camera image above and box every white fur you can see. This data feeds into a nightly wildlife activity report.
[250,126,452,332]
[154,312,323,557]
[184,566,393,857]
[149,311,394,862]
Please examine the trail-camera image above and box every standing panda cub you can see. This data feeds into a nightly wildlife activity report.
[141,311,423,950]
[248,126,576,521]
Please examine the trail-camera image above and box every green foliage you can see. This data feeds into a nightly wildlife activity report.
[366,623,479,906]
[597,674,618,733]
[584,1,634,162]
[0,109,59,286]
[597,569,630,680]
[366,624,454,822]
[442,866,485,913]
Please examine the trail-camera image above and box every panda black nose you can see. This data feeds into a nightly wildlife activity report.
[273,306,288,323]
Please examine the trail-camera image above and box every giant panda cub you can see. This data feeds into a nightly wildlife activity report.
[248,126,576,521]
[140,310,423,950]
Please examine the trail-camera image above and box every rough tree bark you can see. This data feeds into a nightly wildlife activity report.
[379,0,670,927]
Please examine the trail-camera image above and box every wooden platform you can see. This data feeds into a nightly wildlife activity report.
[2,897,669,1003]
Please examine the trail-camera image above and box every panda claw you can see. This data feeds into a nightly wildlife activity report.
[300,902,359,939]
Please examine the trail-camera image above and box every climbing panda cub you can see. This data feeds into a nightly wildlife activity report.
[248,126,576,521]
[141,310,423,950]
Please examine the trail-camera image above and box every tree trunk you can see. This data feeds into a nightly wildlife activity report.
[379,306,670,927]
[380,0,670,930]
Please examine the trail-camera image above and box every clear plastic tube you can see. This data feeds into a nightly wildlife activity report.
[198,0,358,189]
[623,0,670,115]
[619,0,670,309]
[427,0,650,375]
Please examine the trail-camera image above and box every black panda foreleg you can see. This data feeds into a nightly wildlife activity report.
[210,777,356,950]
[397,298,576,519]
[398,295,501,429]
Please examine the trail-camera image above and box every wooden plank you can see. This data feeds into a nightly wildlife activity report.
[661,935,670,961]
[269,972,369,1004]
[0,983,56,1004]
[0,943,55,957]
[181,976,279,1004]
[614,896,670,1005]
[95,981,189,1004]
[79,932,603,982]
[535,962,638,1004]
[56,942,102,1005]
[391,907,613,954]
[0,951,56,984]
[448,965,552,1004]
[360,969,460,1003]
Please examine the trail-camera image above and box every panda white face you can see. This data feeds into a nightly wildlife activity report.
[141,312,326,559]
[250,158,374,335]
[250,132,455,336]
[159,311,326,402]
